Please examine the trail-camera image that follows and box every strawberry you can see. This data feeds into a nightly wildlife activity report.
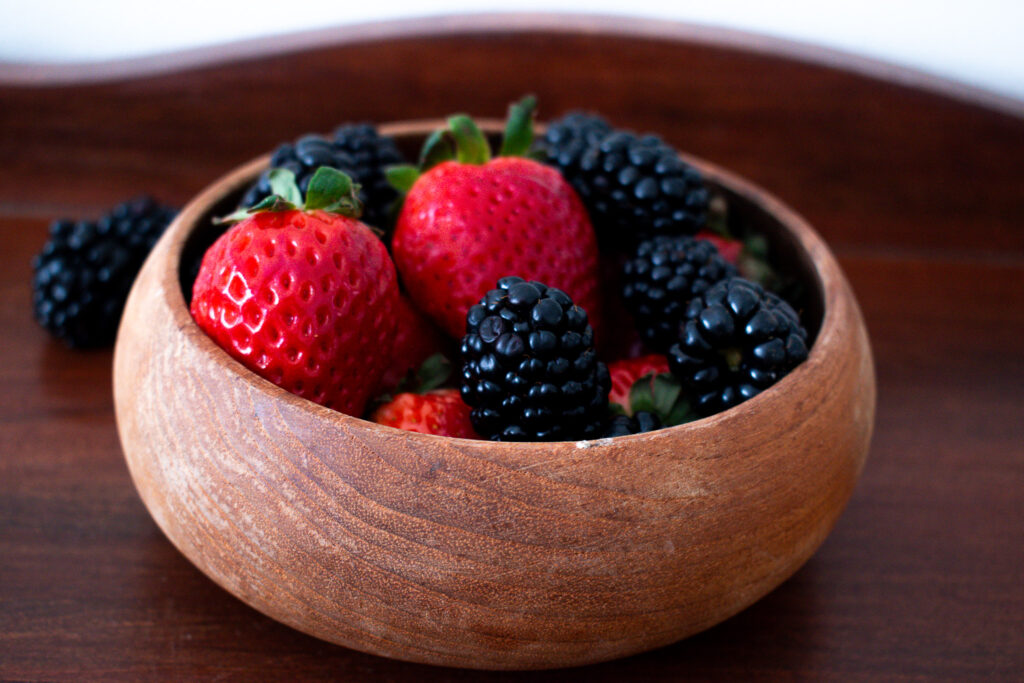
[371,388,478,438]
[608,354,670,413]
[373,294,449,395]
[190,167,399,416]
[607,353,695,426]
[388,97,601,339]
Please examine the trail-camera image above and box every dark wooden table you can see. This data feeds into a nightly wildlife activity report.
[2,16,1021,681]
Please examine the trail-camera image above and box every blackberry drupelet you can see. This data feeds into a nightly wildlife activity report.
[330,124,405,231]
[623,234,737,352]
[603,410,662,438]
[575,131,709,245]
[460,277,610,441]
[539,111,612,182]
[240,125,404,230]
[667,277,809,416]
[32,197,177,348]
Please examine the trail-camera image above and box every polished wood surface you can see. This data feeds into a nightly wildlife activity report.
[1,15,1022,680]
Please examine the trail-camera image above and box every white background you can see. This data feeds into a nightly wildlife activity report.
[2,1,1022,102]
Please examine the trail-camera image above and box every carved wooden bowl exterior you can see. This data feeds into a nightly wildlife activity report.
[113,121,875,670]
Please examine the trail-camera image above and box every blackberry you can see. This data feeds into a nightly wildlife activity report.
[240,125,404,231]
[603,411,662,438]
[667,277,809,416]
[539,111,612,181]
[581,131,709,242]
[32,197,177,348]
[623,234,737,352]
[460,277,610,441]
[329,124,405,231]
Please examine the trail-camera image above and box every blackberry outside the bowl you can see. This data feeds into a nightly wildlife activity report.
[623,234,737,352]
[32,197,177,348]
[240,125,404,231]
[668,277,809,416]
[460,277,609,442]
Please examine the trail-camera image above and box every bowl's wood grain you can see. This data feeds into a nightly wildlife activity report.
[113,123,874,670]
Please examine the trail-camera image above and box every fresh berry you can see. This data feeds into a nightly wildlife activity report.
[389,97,601,339]
[191,168,399,416]
[607,354,670,413]
[668,277,809,416]
[622,234,737,352]
[240,125,404,231]
[371,388,478,438]
[695,230,742,265]
[32,196,177,348]
[329,123,406,230]
[603,411,662,438]
[606,354,693,428]
[373,295,449,395]
[550,124,709,246]
[460,277,609,442]
[538,111,612,181]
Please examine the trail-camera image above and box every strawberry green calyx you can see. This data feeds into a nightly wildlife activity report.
[216,166,363,224]
[623,371,696,426]
[499,95,537,157]
[386,95,539,193]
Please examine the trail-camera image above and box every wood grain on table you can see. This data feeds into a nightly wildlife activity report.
[1,16,1021,681]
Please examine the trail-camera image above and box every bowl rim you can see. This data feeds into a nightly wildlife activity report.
[146,118,840,449]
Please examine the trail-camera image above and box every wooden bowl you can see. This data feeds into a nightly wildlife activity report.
[113,121,875,670]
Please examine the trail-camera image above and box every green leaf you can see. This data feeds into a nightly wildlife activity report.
[414,353,453,393]
[628,373,657,416]
[651,373,683,417]
[447,114,491,165]
[499,95,537,157]
[625,371,697,427]
[213,208,252,225]
[385,164,420,193]
[305,167,356,211]
[268,168,302,206]
[419,129,455,171]
[608,402,627,417]
[214,195,297,223]
[663,399,697,427]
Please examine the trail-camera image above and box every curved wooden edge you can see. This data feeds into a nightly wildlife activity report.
[113,120,875,668]
[2,13,1021,119]
[142,118,871,455]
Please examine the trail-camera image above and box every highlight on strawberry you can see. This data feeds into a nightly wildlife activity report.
[388,96,602,340]
[190,167,399,417]
[174,97,811,438]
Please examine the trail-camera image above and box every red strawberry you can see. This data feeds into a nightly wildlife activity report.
[374,294,449,395]
[389,97,601,338]
[190,168,399,416]
[608,354,670,414]
[696,230,742,265]
[371,388,479,438]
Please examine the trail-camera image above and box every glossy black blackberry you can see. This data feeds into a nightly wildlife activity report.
[539,111,612,181]
[32,197,177,348]
[330,124,405,230]
[623,234,737,352]
[240,125,404,230]
[574,131,709,245]
[603,410,662,438]
[460,277,610,442]
[667,277,809,416]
